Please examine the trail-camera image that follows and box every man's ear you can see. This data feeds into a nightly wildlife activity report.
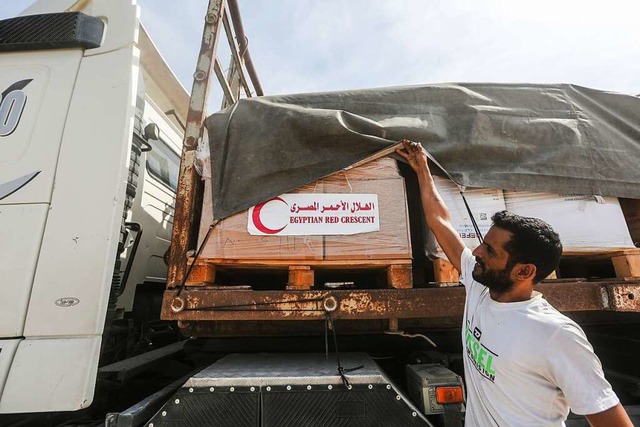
[513,263,537,282]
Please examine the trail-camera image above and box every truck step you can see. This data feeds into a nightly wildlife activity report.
[99,340,188,381]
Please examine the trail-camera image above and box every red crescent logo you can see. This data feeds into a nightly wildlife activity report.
[252,197,288,235]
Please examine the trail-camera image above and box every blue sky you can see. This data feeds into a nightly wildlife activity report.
[2,0,639,111]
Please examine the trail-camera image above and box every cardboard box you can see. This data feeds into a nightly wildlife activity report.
[321,156,402,183]
[619,198,640,247]
[504,192,634,249]
[198,157,412,261]
[324,178,411,260]
[427,177,506,258]
[426,180,635,260]
[198,179,324,260]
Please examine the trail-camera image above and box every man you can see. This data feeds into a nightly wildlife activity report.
[396,140,633,426]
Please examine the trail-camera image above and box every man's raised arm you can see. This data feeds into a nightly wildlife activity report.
[396,139,466,272]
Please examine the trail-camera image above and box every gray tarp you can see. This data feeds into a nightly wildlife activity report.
[205,83,640,221]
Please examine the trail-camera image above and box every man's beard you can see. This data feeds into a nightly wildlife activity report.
[472,259,515,294]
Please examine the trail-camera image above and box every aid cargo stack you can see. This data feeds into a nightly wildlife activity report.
[193,157,413,300]
[427,177,640,283]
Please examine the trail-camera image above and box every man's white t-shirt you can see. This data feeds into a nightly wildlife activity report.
[459,248,619,426]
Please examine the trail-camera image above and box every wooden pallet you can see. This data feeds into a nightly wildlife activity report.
[185,258,413,290]
[561,248,640,278]
[430,248,640,286]
[431,259,556,286]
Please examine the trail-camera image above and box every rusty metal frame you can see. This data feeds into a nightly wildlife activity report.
[167,0,226,288]
[227,0,263,96]
[163,280,640,322]
[167,0,261,288]
[222,9,251,98]
[213,57,236,104]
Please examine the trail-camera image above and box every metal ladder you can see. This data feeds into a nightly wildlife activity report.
[167,0,263,290]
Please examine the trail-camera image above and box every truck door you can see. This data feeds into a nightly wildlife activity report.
[0,0,140,413]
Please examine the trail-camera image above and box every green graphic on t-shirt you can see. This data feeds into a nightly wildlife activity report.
[465,323,497,382]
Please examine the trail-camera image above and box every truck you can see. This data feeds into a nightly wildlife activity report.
[0,1,639,426]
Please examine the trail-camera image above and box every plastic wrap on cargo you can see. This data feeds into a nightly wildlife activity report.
[198,179,324,260]
[504,191,634,249]
[197,157,411,261]
[619,198,640,247]
[321,157,400,183]
[427,177,506,258]
[323,178,411,260]
[194,136,211,179]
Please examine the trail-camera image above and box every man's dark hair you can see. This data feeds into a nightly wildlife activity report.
[491,210,563,283]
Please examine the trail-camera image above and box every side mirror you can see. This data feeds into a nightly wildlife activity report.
[144,122,160,141]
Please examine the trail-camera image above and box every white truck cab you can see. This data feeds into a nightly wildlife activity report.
[0,0,186,413]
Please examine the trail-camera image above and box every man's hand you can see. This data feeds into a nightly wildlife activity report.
[396,139,430,175]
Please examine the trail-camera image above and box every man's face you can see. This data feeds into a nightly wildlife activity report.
[471,226,515,294]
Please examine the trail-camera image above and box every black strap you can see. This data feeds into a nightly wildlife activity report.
[443,403,465,427]
[325,314,330,360]
[325,312,363,388]
[176,219,220,296]
[460,191,484,245]
[419,143,484,245]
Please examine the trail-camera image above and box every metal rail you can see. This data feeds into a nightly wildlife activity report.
[162,280,640,322]
[167,0,262,289]
[227,0,264,96]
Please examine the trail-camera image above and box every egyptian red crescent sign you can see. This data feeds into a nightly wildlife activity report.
[248,194,380,236]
